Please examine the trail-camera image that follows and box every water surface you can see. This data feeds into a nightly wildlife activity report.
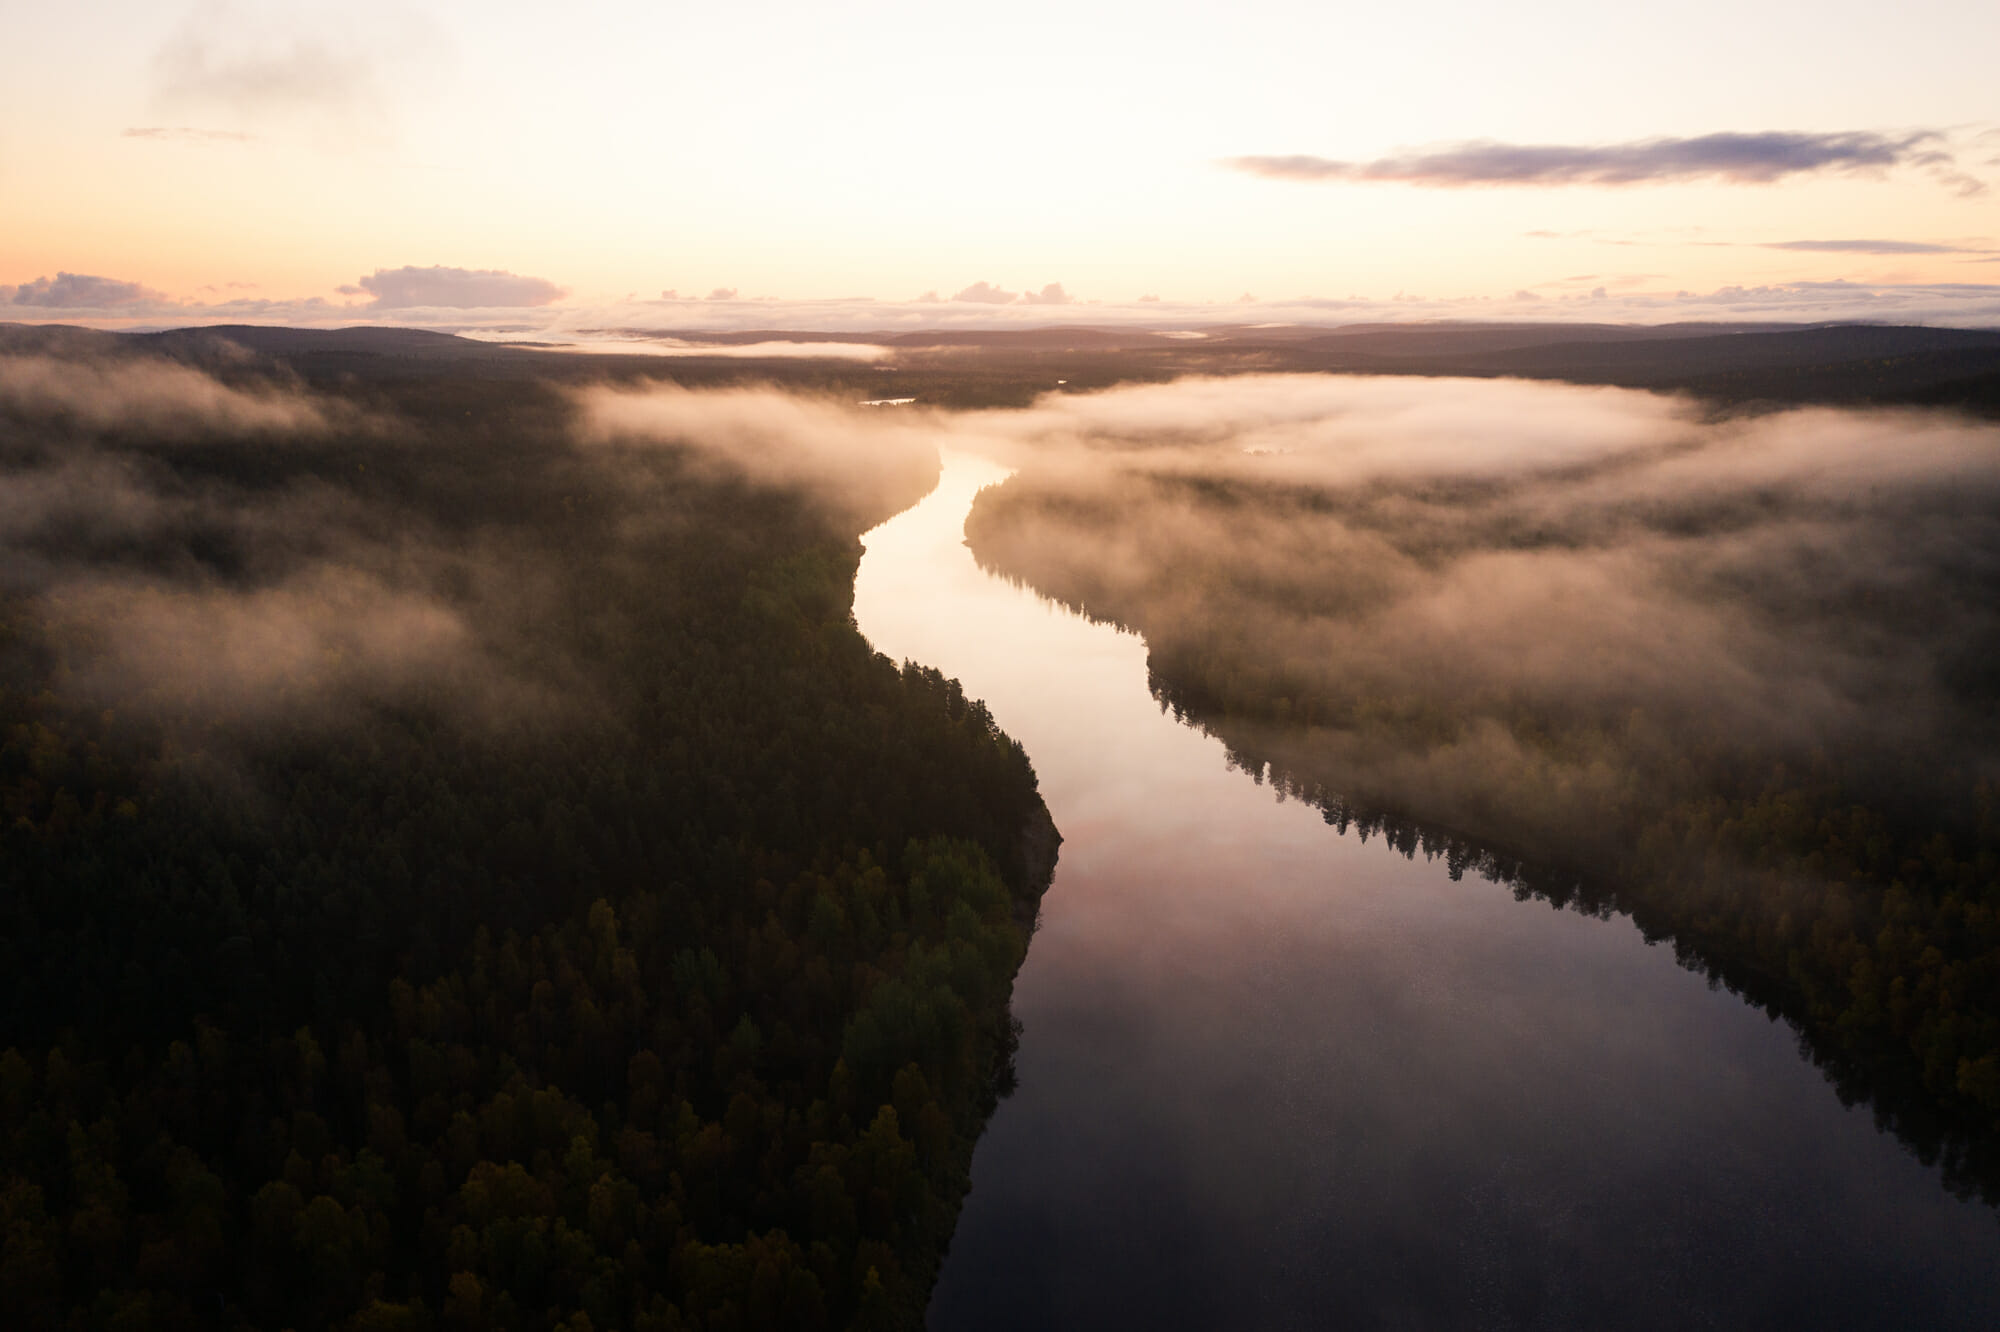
[854,451,2000,1331]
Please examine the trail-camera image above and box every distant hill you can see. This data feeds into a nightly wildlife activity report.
[7,319,1999,413]
[885,327,1176,350]
[136,324,494,358]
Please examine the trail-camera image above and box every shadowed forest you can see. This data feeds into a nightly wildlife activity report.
[0,331,1055,1330]
[963,373,2000,1201]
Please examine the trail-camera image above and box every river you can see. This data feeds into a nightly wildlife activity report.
[852,449,2000,1331]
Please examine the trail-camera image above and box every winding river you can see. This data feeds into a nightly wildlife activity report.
[853,450,2000,1331]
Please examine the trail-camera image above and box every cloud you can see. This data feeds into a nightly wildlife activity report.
[1021,283,1073,306]
[148,1,446,140]
[154,4,376,117]
[121,126,256,143]
[1760,238,1986,255]
[354,265,567,309]
[706,287,739,301]
[4,273,168,309]
[954,281,1018,304]
[1224,131,1954,189]
[13,276,2000,335]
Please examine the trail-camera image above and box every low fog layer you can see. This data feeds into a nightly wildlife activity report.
[0,348,939,746]
[574,380,940,523]
[960,375,2000,860]
[0,337,1065,1331]
[0,352,351,437]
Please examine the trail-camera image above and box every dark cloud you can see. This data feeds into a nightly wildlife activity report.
[4,273,168,309]
[953,282,1018,304]
[1761,238,1984,255]
[1021,283,1073,306]
[1224,131,1952,189]
[354,265,567,309]
[122,126,256,143]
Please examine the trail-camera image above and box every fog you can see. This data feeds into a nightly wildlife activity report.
[958,374,2000,861]
[15,348,1998,868]
[0,352,960,756]
[0,352,349,437]
[0,364,529,747]
[573,380,941,522]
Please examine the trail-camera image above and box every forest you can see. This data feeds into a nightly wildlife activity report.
[8,321,2000,1328]
[0,334,1055,1330]
[962,372,2000,1200]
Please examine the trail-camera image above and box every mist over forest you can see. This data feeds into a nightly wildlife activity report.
[963,373,2000,1193]
[15,0,2000,1318]
[0,334,1054,1331]
[5,321,2000,1328]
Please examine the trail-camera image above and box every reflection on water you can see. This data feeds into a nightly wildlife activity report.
[854,452,2000,1331]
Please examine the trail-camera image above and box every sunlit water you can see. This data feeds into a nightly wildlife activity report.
[854,451,2000,1331]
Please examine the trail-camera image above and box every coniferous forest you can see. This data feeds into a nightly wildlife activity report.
[962,377,2000,1201]
[0,335,1054,1331]
[8,325,2000,1330]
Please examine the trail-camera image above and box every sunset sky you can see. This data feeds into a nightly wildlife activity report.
[5,0,1998,330]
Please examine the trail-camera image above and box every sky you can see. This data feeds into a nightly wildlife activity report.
[3,0,1999,331]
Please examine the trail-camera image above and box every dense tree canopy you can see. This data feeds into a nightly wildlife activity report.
[0,350,1054,1330]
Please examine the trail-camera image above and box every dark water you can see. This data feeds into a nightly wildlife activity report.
[853,452,2000,1331]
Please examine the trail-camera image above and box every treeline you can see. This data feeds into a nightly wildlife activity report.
[0,355,1054,1329]
[965,425,2000,1203]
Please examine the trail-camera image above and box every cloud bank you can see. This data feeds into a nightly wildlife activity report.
[7,277,2000,331]
[6,273,169,308]
[353,265,568,309]
[1225,131,1961,189]
[953,282,1018,305]
[1760,239,1987,255]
